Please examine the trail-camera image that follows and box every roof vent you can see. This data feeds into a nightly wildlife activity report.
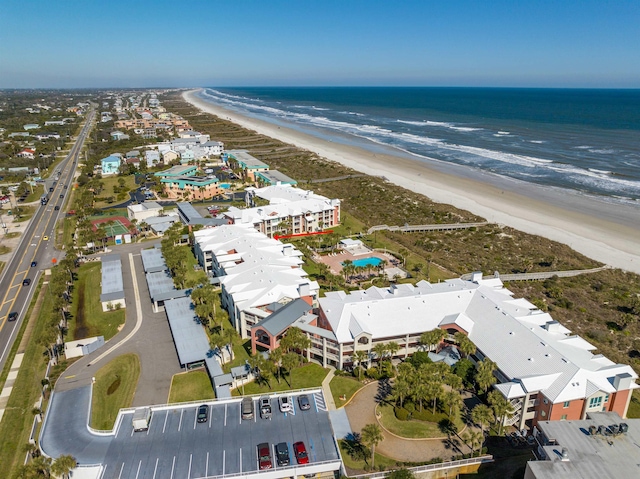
[588,425,597,435]
[561,448,569,461]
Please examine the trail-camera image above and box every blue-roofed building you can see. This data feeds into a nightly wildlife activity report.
[255,169,298,186]
[101,155,121,176]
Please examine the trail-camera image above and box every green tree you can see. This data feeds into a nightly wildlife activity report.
[488,390,516,435]
[361,423,384,468]
[471,404,494,437]
[353,349,368,381]
[52,454,77,479]
[419,328,445,352]
[475,359,497,394]
[455,332,476,357]
[386,468,415,479]
[282,352,299,387]
[442,390,463,417]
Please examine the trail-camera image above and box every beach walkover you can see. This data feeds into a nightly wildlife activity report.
[461,265,610,282]
[367,222,489,235]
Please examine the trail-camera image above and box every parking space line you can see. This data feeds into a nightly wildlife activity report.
[206,452,209,477]
[209,406,212,428]
[193,408,197,429]
[99,464,107,479]
[117,462,125,479]
[134,460,141,479]
[170,456,176,479]
[178,409,184,431]
[224,404,227,426]
[239,448,242,474]
[223,450,226,475]
[152,458,159,479]
[188,454,192,479]
[163,410,169,433]
[130,428,134,437]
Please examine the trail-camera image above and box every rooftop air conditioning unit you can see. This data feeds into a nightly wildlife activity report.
[609,424,620,435]
[588,425,597,436]
[619,423,629,434]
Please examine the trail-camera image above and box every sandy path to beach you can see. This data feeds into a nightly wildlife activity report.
[183,89,640,275]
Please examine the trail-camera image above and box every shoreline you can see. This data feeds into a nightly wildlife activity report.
[183,89,640,275]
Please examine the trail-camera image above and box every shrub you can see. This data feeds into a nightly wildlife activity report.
[365,367,381,380]
[395,407,410,421]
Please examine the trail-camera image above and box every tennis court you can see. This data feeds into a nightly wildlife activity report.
[91,216,132,237]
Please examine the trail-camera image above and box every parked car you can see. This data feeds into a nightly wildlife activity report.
[278,395,292,413]
[241,397,254,420]
[22,278,31,286]
[197,404,208,423]
[298,394,311,411]
[7,312,18,322]
[293,441,309,464]
[259,397,272,419]
[257,443,273,470]
[276,442,290,466]
[31,261,37,267]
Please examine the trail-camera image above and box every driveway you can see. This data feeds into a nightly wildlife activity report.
[344,380,476,462]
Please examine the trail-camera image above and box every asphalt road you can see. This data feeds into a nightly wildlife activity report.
[0,108,96,373]
[41,386,341,479]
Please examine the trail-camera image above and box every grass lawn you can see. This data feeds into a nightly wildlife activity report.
[69,262,125,340]
[377,404,464,439]
[233,363,329,396]
[91,353,140,430]
[0,245,11,255]
[11,205,35,222]
[627,389,640,418]
[330,375,364,408]
[0,278,50,475]
[168,370,215,403]
[93,175,137,209]
[339,440,400,473]
[184,248,208,286]
[88,208,128,220]
[25,184,44,203]
[5,231,21,239]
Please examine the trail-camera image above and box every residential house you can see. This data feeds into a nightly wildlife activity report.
[101,155,121,175]
[34,133,61,140]
[127,201,163,222]
[144,150,160,168]
[162,150,179,164]
[202,140,224,156]
[23,124,39,130]
[17,148,36,159]
[223,150,269,181]
[180,149,195,164]
[110,131,130,141]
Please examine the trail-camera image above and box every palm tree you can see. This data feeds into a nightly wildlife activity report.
[454,332,477,357]
[471,404,494,438]
[419,329,445,352]
[282,352,299,387]
[352,349,368,380]
[475,359,497,394]
[269,348,283,383]
[52,454,77,479]
[392,377,412,408]
[488,390,516,435]
[361,423,384,468]
[372,343,388,365]
[463,430,484,457]
[442,390,463,417]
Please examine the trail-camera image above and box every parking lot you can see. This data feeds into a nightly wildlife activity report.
[42,387,341,479]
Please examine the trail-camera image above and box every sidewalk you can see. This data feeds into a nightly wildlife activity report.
[321,367,336,410]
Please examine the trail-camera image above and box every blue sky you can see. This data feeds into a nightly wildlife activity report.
[1,0,639,88]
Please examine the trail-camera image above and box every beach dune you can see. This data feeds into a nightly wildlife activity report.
[183,89,640,275]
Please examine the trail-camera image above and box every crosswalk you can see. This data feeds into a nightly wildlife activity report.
[313,391,326,411]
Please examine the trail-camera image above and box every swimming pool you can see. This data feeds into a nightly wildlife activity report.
[344,257,384,268]
[219,183,231,189]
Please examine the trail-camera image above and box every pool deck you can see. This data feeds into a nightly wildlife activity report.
[316,248,393,276]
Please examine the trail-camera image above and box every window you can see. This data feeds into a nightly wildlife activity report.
[604,394,610,402]
[561,415,567,420]
[563,401,570,408]
[589,396,603,409]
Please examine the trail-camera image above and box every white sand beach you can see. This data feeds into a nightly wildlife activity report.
[183,89,640,274]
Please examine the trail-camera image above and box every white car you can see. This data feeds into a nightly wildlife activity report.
[278,395,292,413]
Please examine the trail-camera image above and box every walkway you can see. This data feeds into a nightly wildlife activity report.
[367,222,489,235]
[460,265,610,282]
[344,381,475,463]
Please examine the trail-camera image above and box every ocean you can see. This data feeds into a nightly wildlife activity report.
[198,87,640,204]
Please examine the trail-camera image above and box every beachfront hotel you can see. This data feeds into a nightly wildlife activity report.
[192,223,638,429]
[220,184,340,237]
[155,164,223,200]
[223,150,269,181]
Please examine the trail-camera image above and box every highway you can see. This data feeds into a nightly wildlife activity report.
[0,107,96,374]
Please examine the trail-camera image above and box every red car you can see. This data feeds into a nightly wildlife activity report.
[258,443,273,470]
[293,441,309,464]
